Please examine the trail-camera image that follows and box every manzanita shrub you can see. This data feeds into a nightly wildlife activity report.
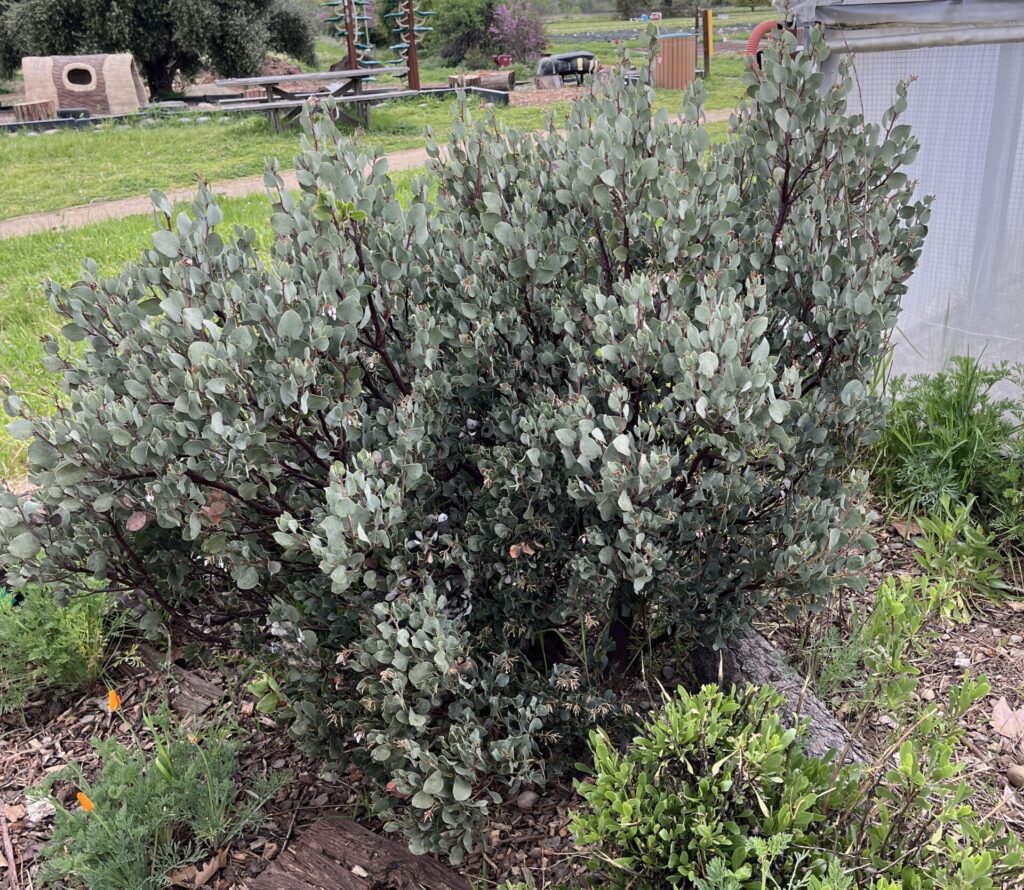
[2,32,927,857]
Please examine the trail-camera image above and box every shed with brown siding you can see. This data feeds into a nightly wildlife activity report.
[652,31,696,90]
[22,54,149,116]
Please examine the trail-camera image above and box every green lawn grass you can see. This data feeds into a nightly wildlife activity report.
[0,116,304,220]
[1,65,743,222]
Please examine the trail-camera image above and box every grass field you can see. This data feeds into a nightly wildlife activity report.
[0,116,303,220]
[545,6,776,38]
[1,60,745,222]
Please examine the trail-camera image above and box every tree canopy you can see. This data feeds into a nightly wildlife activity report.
[0,0,318,94]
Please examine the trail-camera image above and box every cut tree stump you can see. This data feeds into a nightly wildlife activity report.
[137,644,223,716]
[250,815,470,890]
[448,73,480,88]
[448,71,515,90]
[691,625,869,763]
[14,100,56,122]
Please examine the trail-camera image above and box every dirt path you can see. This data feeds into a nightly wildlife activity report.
[0,109,733,241]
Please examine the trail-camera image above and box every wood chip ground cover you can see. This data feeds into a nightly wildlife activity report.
[2,514,1022,888]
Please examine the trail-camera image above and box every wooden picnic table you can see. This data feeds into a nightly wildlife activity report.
[213,67,409,130]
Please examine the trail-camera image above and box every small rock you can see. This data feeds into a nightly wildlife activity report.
[1008,764,1024,789]
[1010,634,1023,645]
[920,688,936,702]
[195,115,211,123]
[140,118,158,127]
[954,651,971,669]
[515,790,539,813]
[26,799,56,825]
[662,665,675,680]
[43,128,59,134]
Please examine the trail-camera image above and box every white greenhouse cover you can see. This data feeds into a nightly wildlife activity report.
[771,0,1024,375]
[777,0,1024,26]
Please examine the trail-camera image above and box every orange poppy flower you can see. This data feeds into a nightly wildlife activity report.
[76,791,94,813]
[107,689,122,713]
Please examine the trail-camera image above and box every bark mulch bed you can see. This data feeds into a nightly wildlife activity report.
[2,517,1023,888]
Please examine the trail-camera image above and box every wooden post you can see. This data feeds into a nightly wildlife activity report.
[344,0,359,70]
[405,0,421,92]
[701,8,712,77]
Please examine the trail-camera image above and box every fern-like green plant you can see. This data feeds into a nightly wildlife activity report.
[0,585,123,715]
[34,710,286,890]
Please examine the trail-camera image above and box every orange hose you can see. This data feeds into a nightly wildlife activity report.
[746,19,782,65]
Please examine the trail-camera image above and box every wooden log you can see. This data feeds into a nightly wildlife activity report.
[474,71,515,91]
[251,815,469,890]
[137,644,223,716]
[14,100,55,122]
[691,625,868,763]
[448,73,481,88]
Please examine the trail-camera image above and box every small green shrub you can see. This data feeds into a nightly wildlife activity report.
[35,710,285,890]
[573,685,848,885]
[872,356,1024,545]
[913,498,1013,618]
[573,683,1022,889]
[0,585,122,715]
[807,575,934,715]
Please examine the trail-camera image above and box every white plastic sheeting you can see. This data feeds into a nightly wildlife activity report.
[778,0,1024,26]
[771,0,1024,374]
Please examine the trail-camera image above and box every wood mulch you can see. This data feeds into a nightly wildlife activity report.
[767,520,1024,830]
[0,643,590,889]
[2,515,1022,889]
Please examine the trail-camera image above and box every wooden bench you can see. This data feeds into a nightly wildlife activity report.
[215,89,420,131]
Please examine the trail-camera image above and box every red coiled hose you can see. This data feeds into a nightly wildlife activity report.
[746,19,786,68]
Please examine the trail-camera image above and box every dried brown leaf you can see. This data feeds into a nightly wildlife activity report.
[2,803,26,823]
[991,696,1024,740]
[126,511,149,532]
[892,519,922,539]
[167,848,228,889]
